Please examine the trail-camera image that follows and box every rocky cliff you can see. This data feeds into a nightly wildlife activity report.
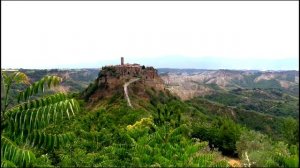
[82,64,165,104]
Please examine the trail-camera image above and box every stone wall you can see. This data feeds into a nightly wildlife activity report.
[115,66,142,77]
[96,64,164,92]
[102,65,159,80]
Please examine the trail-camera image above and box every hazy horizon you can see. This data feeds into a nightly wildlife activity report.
[2,1,299,70]
[1,57,298,71]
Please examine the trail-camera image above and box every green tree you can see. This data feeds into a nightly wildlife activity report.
[279,117,299,145]
[192,117,242,156]
[218,118,242,156]
[126,117,229,167]
[236,130,299,167]
[1,71,80,167]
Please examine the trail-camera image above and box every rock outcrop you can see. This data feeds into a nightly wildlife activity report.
[82,62,165,104]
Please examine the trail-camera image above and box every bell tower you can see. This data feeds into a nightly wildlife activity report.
[121,57,124,65]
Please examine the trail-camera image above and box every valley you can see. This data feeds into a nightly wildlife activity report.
[160,69,299,100]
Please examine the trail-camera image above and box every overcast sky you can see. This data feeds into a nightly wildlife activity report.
[2,1,299,70]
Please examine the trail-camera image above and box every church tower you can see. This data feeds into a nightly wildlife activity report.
[121,57,124,65]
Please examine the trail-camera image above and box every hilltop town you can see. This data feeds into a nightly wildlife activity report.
[102,57,159,80]
[83,57,165,104]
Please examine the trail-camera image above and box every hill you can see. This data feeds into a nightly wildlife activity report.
[82,63,165,107]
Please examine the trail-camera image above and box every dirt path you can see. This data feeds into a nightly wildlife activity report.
[124,78,140,108]
[226,157,241,167]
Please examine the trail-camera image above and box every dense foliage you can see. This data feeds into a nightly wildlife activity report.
[1,71,80,167]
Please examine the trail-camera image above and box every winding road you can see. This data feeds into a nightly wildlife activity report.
[124,78,140,108]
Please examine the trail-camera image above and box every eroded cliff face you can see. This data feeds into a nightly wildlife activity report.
[82,65,165,104]
[160,70,299,100]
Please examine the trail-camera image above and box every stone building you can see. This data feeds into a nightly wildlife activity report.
[101,57,158,80]
[94,57,164,90]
